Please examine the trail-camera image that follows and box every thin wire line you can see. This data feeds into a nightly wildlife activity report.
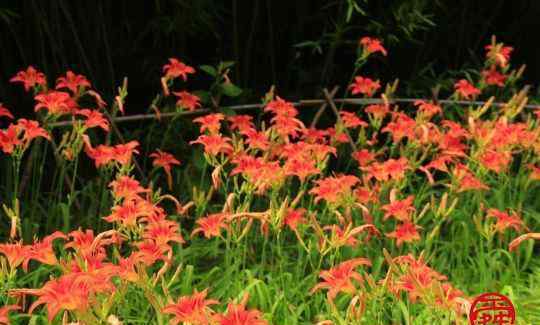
[47,97,540,128]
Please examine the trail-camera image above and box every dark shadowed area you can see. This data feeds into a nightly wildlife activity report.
[1,0,540,113]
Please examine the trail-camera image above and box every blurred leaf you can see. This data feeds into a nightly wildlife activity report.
[220,83,242,97]
[199,65,217,77]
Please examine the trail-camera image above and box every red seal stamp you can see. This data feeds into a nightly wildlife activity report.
[469,292,515,325]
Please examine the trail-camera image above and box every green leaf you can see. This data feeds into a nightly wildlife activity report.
[199,65,217,77]
[219,61,235,71]
[220,83,242,97]
[193,90,211,105]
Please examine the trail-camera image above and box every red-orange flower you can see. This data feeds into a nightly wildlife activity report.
[193,113,224,135]
[190,134,233,156]
[243,129,270,151]
[173,91,201,111]
[363,157,409,183]
[132,240,170,265]
[0,125,21,154]
[487,208,524,233]
[454,79,480,99]
[12,274,90,322]
[414,100,442,118]
[352,149,375,167]
[340,111,368,128]
[0,242,29,270]
[109,175,149,200]
[364,104,390,119]
[528,164,540,181]
[382,195,415,222]
[113,141,140,166]
[192,213,229,239]
[150,150,181,189]
[349,76,380,97]
[360,37,387,56]
[482,68,506,87]
[215,296,268,325]
[311,258,371,301]
[56,71,91,94]
[309,175,359,205]
[23,231,66,271]
[34,91,75,115]
[386,222,421,246]
[76,109,109,131]
[452,164,489,192]
[0,305,19,324]
[283,208,306,232]
[162,289,218,325]
[478,149,511,173]
[104,198,153,227]
[163,58,196,81]
[0,104,13,120]
[16,119,51,143]
[264,97,297,117]
[228,115,253,133]
[143,219,185,246]
[485,43,513,68]
[10,66,47,92]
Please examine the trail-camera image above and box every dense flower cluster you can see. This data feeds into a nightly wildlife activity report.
[0,36,538,324]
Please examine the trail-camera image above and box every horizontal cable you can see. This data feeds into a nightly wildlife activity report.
[48,97,540,128]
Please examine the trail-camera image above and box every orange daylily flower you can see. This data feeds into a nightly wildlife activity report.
[10,66,47,92]
[56,71,91,94]
[243,129,270,151]
[150,150,181,190]
[382,195,415,222]
[190,134,233,156]
[482,68,507,87]
[12,274,90,322]
[16,119,50,144]
[478,149,512,173]
[0,125,21,154]
[76,109,109,131]
[34,91,75,115]
[163,58,196,81]
[283,208,307,232]
[485,43,513,68]
[162,289,219,325]
[215,295,268,325]
[486,208,524,233]
[173,91,201,111]
[109,175,149,200]
[339,111,368,128]
[0,304,19,324]
[414,100,442,118]
[359,37,387,56]
[0,242,30,270]
[104,198,154,228]
[143,219,185,246]
[132,240,170,265]
[386,222,421,246]
[311,258,371,301]
[349,76,380,97]
[228,115,254,133]
[454,79,480,99]
[309,175,359,205]
[23,231,66,271]
[192,213,229,239]
[193,113,224,135]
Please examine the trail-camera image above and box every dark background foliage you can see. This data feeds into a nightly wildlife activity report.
[1,0,540,115]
